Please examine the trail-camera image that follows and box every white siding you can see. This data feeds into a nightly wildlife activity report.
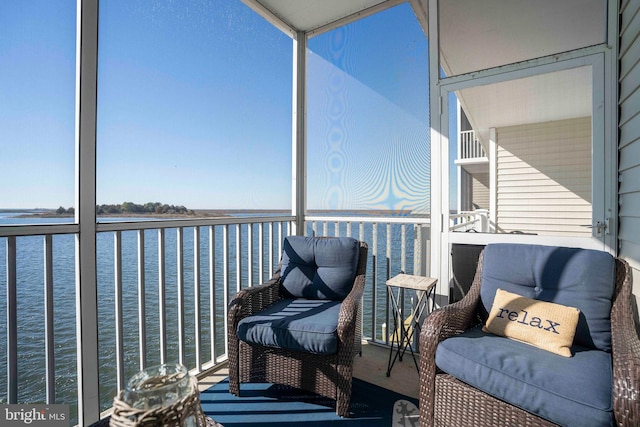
[619,0,640,309]
[471,172,489,210]
[496,117,592,236]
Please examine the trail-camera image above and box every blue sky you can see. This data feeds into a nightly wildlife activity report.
[1,0,431,212]
[0,1,76,209]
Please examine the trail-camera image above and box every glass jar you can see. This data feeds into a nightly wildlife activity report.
[122,363,198,426]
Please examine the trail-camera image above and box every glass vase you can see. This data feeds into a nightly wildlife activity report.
[122,363,198,426]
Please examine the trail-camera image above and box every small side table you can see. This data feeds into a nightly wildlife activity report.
[386,274,437,377]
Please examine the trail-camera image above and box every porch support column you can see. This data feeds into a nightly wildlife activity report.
[292,30,307,235]
[456,98,463,212]
[489,127,497,231]
[428,0,446,301]
[75,0,100,424]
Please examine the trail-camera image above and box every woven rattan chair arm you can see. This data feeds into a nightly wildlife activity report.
[337,242,368,342]
[420,265,483,348]
[228,277,281,330]
[418,278,483,426]
[337,274,366,341]
[612,330,640,427]
[419,251,484,427]
[610,258,640,427]
[227,276,281,397]
[419,295,481,360]
[419,251,484,363]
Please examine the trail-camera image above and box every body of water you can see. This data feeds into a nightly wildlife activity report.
[0,212,421,424]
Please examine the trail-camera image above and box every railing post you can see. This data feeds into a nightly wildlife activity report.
[193,226,202,370]
[476,209,490,232]
[223,225,230,357]
[235,224,242,293]
[177,227,185,365]
[6,236,18,403]
[44,235,56,403]
[385,223,391,343]
[137,230,147,370]
[277,223,283,259]
[247,223,253,287]
[268,222,274,276]
[158,228,167,363]
[258,223,264,282]
[372,223,378,341]
[114,231,125,391]
[208,226,217,363]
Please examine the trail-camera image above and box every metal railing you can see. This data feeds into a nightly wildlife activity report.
[98,216,295,390]
[449,209,490,232]
[304,215,431,342]
[1,213,430,425]
[459,130,486,159]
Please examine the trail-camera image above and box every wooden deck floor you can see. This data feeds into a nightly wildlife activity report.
[198,341,420,400]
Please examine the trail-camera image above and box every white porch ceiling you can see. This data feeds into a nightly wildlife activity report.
[458,66,593,147]
[440,0,605,145]
[439,0,605,77]
[245,0,605,142]
[245,0,393,33]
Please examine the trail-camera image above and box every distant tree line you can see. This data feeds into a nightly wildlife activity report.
[55,203,195,216]
[56,206,75,215]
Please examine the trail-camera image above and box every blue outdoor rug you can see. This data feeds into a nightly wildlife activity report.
[200,378,419,427]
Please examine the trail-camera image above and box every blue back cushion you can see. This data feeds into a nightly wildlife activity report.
[480,244,616,351]
[280,236,360,301]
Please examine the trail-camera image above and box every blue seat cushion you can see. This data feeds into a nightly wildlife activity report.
[237,298,341,354]
[436,326,614,427]
[280,236,360,300]
[480,244,616,351]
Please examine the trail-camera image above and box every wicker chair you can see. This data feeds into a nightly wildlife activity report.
[419,243,640,427]
[228,236,368,417]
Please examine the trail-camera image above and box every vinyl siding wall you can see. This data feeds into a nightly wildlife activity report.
[496,117,592,236]
[619,0,640,308]
[471,172,489,210]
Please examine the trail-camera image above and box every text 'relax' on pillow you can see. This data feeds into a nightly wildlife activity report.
[483,288,580,357]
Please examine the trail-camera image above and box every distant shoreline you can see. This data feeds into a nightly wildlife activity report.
[11,210,232,219]
[6,208,427,219]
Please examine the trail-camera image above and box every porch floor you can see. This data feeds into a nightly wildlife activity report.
[198,341,420,400]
